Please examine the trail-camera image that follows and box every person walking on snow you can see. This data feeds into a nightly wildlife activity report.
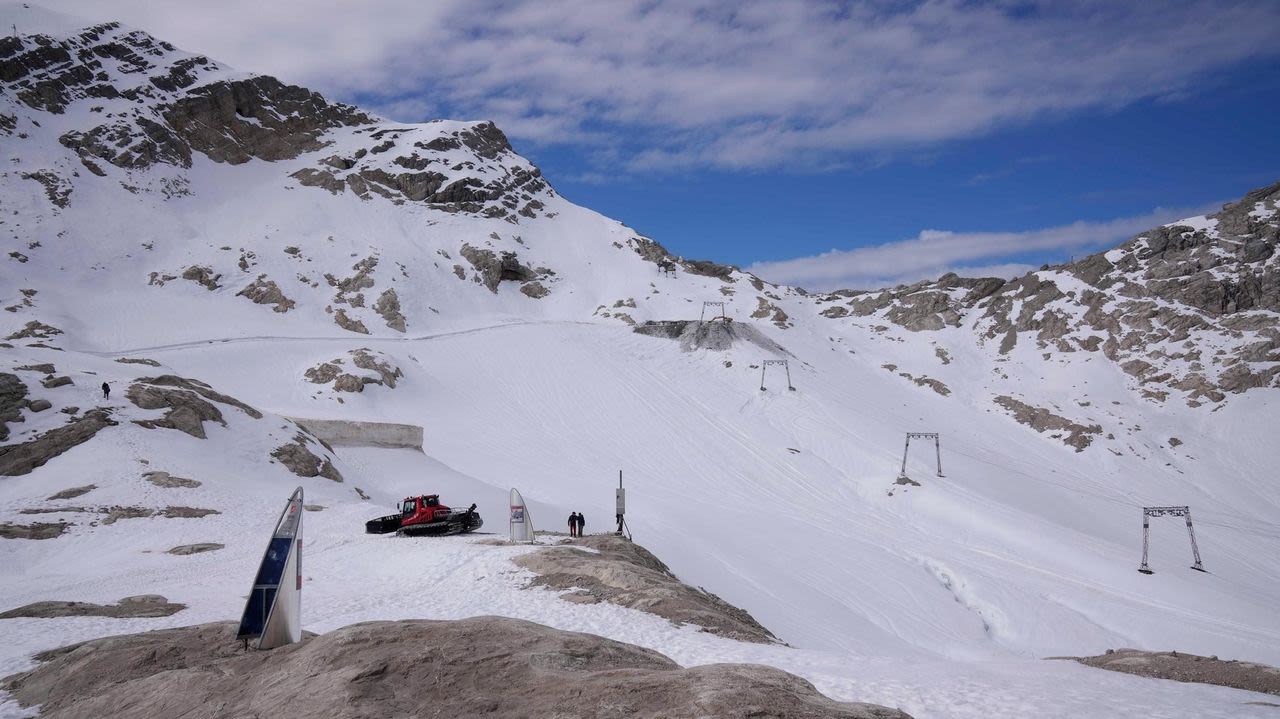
[575,512,585,537]
[101,382,110,400]
[567,512,578,537]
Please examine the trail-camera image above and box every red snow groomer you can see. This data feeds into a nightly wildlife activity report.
[365,495,483,537]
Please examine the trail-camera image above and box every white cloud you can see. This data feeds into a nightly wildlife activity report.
[30,0,1280,171]
[745,203,1222,291]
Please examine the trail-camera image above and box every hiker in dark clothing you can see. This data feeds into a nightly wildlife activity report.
[567,512,578,537]
[101,382,110,399]
[575,512,585,537]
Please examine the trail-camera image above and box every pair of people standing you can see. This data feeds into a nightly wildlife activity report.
[567,511,585,537]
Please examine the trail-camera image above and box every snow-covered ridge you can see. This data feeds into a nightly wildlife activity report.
[810,181,1280,410]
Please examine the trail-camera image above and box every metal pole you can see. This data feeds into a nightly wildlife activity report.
[785,362,795,391]
[935,436,942,477]
[899,435,911,478]
[1139,511,1152,574]
[1185,511,1204,571]
[760,364,767,391]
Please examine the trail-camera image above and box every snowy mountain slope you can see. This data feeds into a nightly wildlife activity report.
[3,4,1280,717]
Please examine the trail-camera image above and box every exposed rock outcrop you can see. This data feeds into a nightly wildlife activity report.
[127,375,262,439]
[993,396,1102,451]
[373,288,405,331]
[304,349,402,394]
[47,484,95,500]
[181,265,221,291]
[143,471,201,488]
[0,594,185,619]
[236,275,294,312]
[515,535,778,644]
[6,320,63,340]
[0,521,69,540]
[0,619,909,719]
[333,308,369,334]
[817,181,1280,407]
[460,245,538,293]
[0,372,29,441]
[271,433,342,482]
[0,409,117,476]
[1059,648,1280,697]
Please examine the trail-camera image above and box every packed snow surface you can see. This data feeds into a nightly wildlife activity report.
[3,321,1279,718]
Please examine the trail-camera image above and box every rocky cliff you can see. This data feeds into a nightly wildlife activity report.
[814,182,1280,407]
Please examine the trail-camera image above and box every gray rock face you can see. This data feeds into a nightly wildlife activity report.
[99,505,219,524]
[460,245,541,293]
[993,396,1101,451]
[163,76,371,165]
[271,433,343,482]
[181,265,221,290]
[350,349,401,388]
[372,288,405,331]
[126,375,262,439]
[5,320,62,340]
[290,121,548,217]
[4,20,371,176]
[0,521,69,540]
[0,372,28,441]
[115,357,161,367]
[819,180,1280,407]
[20,169,72,208]
[515,535,779,644]
[333,308,369,335]
[519,281,550,298]
[305,349,401,393]
[236,275,295,313]
[0,409,117,476]
[0,594,185,619]
[0,618,910,719]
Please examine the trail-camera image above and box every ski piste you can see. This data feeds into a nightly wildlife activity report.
[237,487,303,650]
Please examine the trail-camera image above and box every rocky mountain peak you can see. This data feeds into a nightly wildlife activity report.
[1,11,551,220]
[814,181,1280,407]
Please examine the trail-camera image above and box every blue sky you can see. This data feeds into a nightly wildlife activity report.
[40,0,1280,289]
